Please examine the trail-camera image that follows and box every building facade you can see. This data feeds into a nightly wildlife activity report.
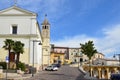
[50,52,65,64]
[50,46,69,64]
[83,53,120,79]
[0,6,42,70]
[69,48,88,63]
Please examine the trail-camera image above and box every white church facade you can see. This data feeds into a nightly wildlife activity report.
[0,5,50,70]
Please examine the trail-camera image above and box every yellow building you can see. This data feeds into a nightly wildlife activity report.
[50,46,69,64]
[50,52,65,64]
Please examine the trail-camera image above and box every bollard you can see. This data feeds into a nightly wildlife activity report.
[0,66,3,79]
[0,74,2,78]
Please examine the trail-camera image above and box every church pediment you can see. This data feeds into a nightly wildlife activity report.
[0,6,36,16]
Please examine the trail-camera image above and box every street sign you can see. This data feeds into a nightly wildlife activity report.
[6,56,9,63]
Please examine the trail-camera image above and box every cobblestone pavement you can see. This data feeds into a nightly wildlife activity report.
[24,65,87,80]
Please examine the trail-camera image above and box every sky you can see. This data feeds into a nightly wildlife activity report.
[0,0,120,58]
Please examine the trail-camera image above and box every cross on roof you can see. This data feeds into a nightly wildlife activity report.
[14,0,17,6]
[45,14,47,17]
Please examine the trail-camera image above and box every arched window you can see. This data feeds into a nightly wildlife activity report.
[44,25,48,29]
[45,26,46,29]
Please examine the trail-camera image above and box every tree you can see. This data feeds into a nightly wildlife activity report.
[80,40,97,77]
[13,41,24,68]
[3,39,14,62]
[80,40,97,64]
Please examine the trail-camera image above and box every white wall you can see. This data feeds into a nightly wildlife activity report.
[106,60,119,66]
[0,16,37,34]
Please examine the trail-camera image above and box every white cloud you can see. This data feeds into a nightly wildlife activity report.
[103,25,120,39]
[51,24,120,58]
[51,34,97,48]
[98,25,120,56]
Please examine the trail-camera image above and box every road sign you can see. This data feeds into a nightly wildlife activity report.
[6,56,9,63]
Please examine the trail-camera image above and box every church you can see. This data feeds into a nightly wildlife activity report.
[0,5,50,70]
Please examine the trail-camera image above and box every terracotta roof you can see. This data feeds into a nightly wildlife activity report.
[51,51,65,54]
[53,46,69,49]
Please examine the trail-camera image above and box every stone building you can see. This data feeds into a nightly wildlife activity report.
[41,16,51,66]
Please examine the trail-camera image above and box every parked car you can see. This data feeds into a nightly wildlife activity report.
[51,64,61,68]
[45,65,58,71]
[110,73,120,80]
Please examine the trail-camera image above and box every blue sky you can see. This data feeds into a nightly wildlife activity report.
[0,0,120,58]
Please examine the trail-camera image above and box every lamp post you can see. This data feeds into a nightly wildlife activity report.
[32,40,42,77]
[78,56,79,68]
[80,52,83,66]
[5,56,9,80]
[113,54,120,66]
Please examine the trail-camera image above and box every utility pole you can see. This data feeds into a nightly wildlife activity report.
[31,40,42,77]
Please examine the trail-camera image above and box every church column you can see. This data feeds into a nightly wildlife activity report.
[90,67,93,77]
[114,68,117,73]
[106,68,109,79]
[98,68,101,79]
[101,69,105,79]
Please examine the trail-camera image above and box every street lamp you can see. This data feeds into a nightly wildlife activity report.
[113,54,120,66]
[5,56,9,80]
[79,52,83,66]
[32,40,42,77]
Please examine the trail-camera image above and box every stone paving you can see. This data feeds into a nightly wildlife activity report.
[1,73,31,80]
[24,65,86,80]
[0,65,100,80]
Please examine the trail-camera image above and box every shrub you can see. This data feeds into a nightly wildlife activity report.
[0,62,6,69]
[17,62,26,71]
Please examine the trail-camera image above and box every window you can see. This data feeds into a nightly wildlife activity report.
[43,25,48,29]
[12,25,17,34]
[75,53,77,56]
[64,51,67,53]
[60,50,62,53]
[74,59,76,62]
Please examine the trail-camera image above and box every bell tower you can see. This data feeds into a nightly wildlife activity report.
[41,15,50,66]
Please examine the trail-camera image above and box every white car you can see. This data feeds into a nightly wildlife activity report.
[45,66,58,71]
